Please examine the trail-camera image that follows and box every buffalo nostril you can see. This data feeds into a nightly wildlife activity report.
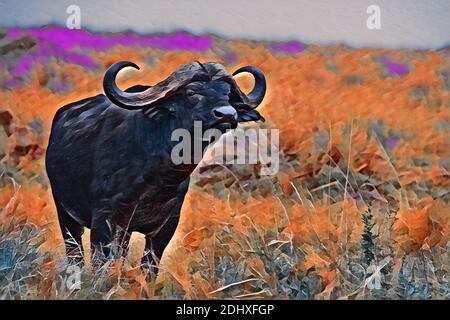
[213,106,238,121]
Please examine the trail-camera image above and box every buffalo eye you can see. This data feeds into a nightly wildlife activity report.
[186,90,199,96]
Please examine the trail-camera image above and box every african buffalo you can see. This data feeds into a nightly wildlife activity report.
[46,60,266,271]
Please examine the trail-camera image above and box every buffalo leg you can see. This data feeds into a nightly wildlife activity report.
[55,200,84,265]
[90,214,113,268]
[141,215,180,275]
[141,178,189,274]
[115,228,132,258]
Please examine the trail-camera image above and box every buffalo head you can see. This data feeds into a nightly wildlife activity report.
[103,60,266,133]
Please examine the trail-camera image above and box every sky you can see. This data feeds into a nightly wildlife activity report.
[0,0,449,49]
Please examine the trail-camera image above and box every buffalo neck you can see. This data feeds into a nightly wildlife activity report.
[137,109,202,186]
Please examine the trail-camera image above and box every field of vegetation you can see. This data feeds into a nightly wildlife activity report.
[0,26,448,299]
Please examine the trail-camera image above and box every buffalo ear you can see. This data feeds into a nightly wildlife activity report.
[237,109,265,122]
